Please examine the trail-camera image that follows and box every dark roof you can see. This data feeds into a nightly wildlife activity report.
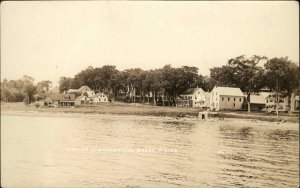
[50,93,75,101]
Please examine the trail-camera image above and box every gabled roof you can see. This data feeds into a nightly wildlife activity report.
[181,88,204,95]
[50,93,75,101]
[214,86,244,97]
[250,94,266,104]
[78,86,91,92]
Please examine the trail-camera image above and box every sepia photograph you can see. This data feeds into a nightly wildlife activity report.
[1,1,299,188]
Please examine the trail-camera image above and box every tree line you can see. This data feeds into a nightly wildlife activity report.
[1,75,52,104]
[59,64,210,106]
[1,55,299,113]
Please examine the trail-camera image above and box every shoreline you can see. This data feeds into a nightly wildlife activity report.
[1,102,299,123]
[2,109,299,132]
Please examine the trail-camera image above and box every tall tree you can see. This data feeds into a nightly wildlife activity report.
[210,66,236,87]
[59,77,73,93]
[264,57,299,116]
[22,75,36,104]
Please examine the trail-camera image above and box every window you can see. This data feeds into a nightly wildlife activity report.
[222,97,224,101]
[228,98,230,101]
[234,98,236,101]
[239,98,241,102]
[233,103,235,107]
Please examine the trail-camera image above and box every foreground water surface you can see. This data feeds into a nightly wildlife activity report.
[1,114,299,188]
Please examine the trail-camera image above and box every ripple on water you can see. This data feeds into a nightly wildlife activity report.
[1,115,299,188]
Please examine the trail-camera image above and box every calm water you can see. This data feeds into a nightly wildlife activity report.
[1,114,299,188]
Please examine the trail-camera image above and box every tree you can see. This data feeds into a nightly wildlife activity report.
[210,55,267,113]
[1,79,10,102]
[210,65,236,87]
[22,75,36,104]
[59,77,73,93]
[143,69,161,105]
[36,80,52,98]
[227,55,267,113]
[264,57,299,116]
[121,68,146,103]
[96,65,120,101]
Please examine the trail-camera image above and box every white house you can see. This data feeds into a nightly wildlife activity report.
[179,88,207,108]
[260,92,289,112]
[92,93,109,103]
[210,86,244,111]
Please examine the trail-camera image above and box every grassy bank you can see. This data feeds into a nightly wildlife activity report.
[1,102,299,123]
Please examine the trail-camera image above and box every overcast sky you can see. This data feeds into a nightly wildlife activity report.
[1,1,299,86]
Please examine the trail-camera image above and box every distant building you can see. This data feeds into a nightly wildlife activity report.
[210,86,244,111]
[49,93,75,107]
[92,93,109,103]
[260,92,289,112]
[248,94,267,111]
[67,86,92,97]
[179,88,207,108]
[75,95,90,106]
[290,93,299,112]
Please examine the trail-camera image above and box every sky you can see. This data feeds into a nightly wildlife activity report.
[1,1,299,86]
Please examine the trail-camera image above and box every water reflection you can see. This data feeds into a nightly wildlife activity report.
[1,115,299,188]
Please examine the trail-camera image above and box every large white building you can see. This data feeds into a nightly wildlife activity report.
[210,86,244,111]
